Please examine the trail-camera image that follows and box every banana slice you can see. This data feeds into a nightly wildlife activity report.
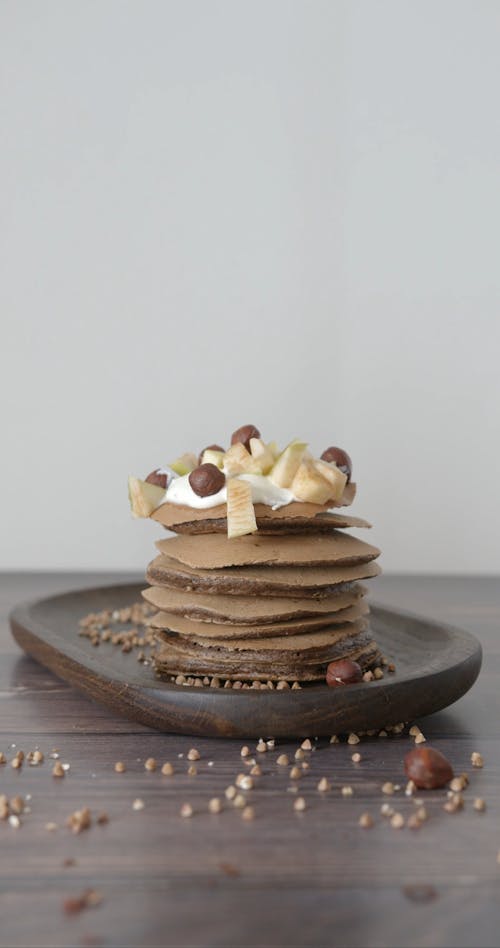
[226,478,258,538]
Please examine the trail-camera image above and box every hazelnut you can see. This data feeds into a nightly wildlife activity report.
[320,446,352,482]
[404,747,454,789]
[188,463,225,497]
[145,469,168,489]
[198,444,225,465]
[230,424,261,451]
[326,659,362,687]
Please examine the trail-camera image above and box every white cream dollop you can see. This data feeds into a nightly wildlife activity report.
[158,473,296,511]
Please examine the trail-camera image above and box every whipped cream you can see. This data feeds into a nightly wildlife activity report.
[158,473,296,511]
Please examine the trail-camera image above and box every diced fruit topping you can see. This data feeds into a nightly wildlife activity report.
[269,440,307,488]
[128,476,166,518]
[200,448,225,469]
[198,444,225,465]
[145,469,168,489]
[320,446,353,482]
[326,659,363,687]
[169,452,198,476]
[188,464,225,498]
[248,438,275,474]
[313,459,347,500]
[226,478,257,538]
[132,432,354,523]
[231,424,261,451]
[291,460,333,504]
[223,442,262,475]
[404,747,454,789]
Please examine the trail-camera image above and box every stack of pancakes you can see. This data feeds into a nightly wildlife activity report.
[142,499,382,683]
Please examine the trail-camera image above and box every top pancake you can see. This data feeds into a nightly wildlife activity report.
[157,531,380,570]
[151,483,357,534]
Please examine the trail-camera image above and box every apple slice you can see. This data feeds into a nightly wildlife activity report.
[269,440,308,488]
[128,476,166,518]
[200,448,225,469]
[290,460,333,504]
[267,440,280,460]
[314,459,347,501]
[223,442,262,475]
[226,478,257,538]
[249,438,275,474]
[170,453,198,476]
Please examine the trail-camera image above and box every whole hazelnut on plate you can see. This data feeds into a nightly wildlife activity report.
[145,469,168,489]
[231,425,261,451]
[189,463,225,498]
[326,659,363,687]
[320,446,352,482]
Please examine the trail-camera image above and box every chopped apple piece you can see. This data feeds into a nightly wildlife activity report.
[223,442,262,475]
[269,440,308,488]
[169,453,198,476]
[313,459,347,501]
[226,478,258,538]
[200,448,225,469]
[128,476,166,518]
[267,440,280,460]
[290,461,332,504]
[249,438,275,474]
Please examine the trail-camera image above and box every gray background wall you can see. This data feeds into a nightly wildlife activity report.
[2,0,499,573]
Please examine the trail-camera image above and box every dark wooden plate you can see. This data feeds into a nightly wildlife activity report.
[10,582,482,738]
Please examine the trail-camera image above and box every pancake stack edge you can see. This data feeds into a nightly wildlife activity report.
[143,508,382,683]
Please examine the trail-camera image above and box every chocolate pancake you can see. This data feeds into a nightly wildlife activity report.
[154,624,380,681]
[146,554,382,598]
[148,600,369,640]
[141,584,367,623]
[157,532,380,570]
[151,483,357,534]
[162,510,370,535]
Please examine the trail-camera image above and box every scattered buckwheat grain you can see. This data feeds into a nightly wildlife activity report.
[317,777,331,792]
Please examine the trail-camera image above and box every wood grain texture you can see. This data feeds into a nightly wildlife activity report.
[0,572,499,948]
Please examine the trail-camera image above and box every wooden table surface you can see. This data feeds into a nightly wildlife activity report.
[0,572,498,948]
